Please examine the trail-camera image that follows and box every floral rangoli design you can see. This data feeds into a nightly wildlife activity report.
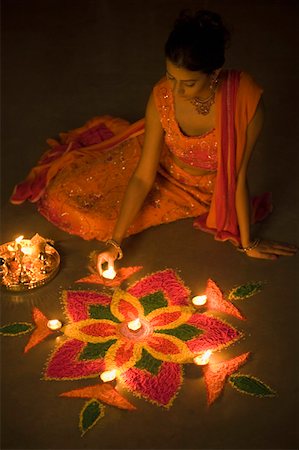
[1,269,275,436]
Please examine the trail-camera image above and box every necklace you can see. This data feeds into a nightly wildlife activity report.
[189,76,219,115]
[189,91,216,115]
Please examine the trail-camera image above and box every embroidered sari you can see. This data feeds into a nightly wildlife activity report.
[10,71,271,242]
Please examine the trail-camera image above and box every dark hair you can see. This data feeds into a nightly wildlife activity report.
[165,10,230,74]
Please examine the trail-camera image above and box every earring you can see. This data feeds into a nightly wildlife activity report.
[209,73,219,92]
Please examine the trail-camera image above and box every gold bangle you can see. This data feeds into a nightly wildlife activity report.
[237,238,260,253]
[105,239,123,260]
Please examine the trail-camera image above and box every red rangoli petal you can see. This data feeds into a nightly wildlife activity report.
[120,362,183,408]
[45,339,105,379]
[115,341,136,367]
[80,322,116,337]
[147,335,181,355]
[128,269,190,306]
[149,311,181,327]
[187,313,241,353]
[63,290,111,322]
[118,299,139,321]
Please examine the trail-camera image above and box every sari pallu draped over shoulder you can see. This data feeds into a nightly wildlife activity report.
[193,70,272,244]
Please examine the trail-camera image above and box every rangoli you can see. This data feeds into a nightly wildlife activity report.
[1,269,275,436]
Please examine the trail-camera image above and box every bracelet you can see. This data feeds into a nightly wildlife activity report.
[237,238,260,253]
[105,239,123,260]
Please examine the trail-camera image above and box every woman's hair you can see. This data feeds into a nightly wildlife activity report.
[165,10,230,74]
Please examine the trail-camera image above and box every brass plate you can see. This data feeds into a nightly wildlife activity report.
[0,240,60,291]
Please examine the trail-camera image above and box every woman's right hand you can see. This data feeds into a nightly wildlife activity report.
[244,239,297,260]
[96,245,119,275]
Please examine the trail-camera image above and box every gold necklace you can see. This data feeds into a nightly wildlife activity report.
[189,76,219,115]
[189,92,216,115]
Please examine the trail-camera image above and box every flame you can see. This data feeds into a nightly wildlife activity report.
[127,318,142,331]
[102,267,117,280]
[193,350,212,366]
[21,246,33,256]
[100,369,117,382]
[192,295,207,306]
[47,319,62,331]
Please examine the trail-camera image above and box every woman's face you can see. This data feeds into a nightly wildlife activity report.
[166,59,211,99]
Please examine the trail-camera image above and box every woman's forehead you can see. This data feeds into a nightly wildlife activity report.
[166,59,204,80]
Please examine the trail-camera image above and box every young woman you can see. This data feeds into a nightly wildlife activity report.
[11,10,297,270]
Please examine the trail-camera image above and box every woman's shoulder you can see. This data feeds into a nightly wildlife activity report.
[238,71,263,113]
[239,70,263,92]
[221,69,262,91]
[153,76,168,93]
[232,70,263,98]
[224,69,263,121]
[152,76,171,111]
[220,69,263,114]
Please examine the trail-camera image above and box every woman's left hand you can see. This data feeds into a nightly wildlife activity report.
[245,239,297,260]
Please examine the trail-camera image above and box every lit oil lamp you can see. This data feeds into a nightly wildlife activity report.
[191,294,207,307]
[20,246,33,256]
[100,369,117,382]
[47,319,63,331]
[102,266,117,280]
[127,318,142,331]
[193,350,212,366]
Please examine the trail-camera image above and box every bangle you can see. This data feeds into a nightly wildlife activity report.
[105,239,123,260]
[237,238,260,253]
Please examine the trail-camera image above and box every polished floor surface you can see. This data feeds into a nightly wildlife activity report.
[1,1,298,449]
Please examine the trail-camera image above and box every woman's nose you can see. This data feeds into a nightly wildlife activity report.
[172,81,184,96]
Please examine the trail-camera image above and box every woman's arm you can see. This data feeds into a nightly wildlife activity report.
[111,93,164,244]
[97,91,165,272]
[236,98,297,259]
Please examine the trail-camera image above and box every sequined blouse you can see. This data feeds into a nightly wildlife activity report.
[154,79,218,171]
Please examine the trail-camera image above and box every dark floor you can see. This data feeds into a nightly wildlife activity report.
[1,1,298,449]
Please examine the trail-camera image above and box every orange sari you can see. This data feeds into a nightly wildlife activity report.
[10,71,271,242]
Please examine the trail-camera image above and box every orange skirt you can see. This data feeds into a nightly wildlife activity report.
[37,129,216,241]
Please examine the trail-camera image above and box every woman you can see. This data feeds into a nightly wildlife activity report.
[11,10,296,269]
